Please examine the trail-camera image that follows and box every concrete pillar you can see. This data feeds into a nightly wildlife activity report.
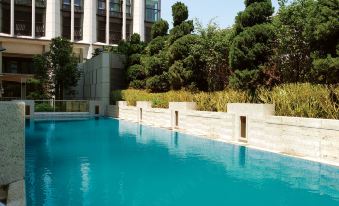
[10,0,14,36]
[106,0,110,44]
[83,1,96,43]
[133,0,145,41]
[122,0,126,40]
[83,0,96,59]
[46,0,61,38]
[71,0,74,42]
[32,0,35,38]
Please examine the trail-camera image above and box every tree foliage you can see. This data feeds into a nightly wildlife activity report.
[119,0,339,96]
[33,37,80,100]
[229,0,275,94]
[151,19,169,39]
[172,2,189,26]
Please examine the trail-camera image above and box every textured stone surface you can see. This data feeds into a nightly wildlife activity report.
[227,103,275,116]
[7,180,25,206]
[169,102,197,111]
[0,102,25,186]
[108,102,339,165]
[136,101,152,109]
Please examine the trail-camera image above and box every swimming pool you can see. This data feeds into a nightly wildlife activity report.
[25,117,339,206]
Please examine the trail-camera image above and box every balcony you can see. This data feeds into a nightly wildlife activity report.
[109,32,122,45]
[74,27,82,41]
[35,22,45,37]
[15,20,31,36]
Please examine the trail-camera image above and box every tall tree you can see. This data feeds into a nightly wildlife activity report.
[229,0,275,94]
[306,0,339,84]
[273,0,313,83]
[33,37,80,100]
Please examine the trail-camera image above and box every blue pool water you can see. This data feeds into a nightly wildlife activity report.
[25,118,339,206]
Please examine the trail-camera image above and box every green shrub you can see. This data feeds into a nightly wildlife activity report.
[112,83,339,119]
[129,80,146,89]
[258,83,339,119]
[35,103,54,112]
[127,64,146,81]
[151,19,169,38]
[146,74,170,92]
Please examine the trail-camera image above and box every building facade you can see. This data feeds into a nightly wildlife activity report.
[0,0,160,99]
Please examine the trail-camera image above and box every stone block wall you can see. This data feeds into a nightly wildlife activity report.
[248,116,339,164]
[108,101,339,165]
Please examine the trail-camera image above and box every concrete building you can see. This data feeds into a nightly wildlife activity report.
[0,0,160,99]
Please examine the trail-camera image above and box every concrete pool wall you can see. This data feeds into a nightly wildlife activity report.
[0,102,26,206]
[107,101,339,166]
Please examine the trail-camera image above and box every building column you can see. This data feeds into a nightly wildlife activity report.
[10,0,14,36]
[106,0,110,44]
[122,0,126,40]
[71,0,74,42]
[46,0,61,38]
[32,0,35,38]
[132,0,145,41]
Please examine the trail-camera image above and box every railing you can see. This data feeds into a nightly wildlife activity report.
[15,20,31,36]
[35,22,45,37]
[34,100,89,113]
[0,97,20,101]
[109,31,122,44]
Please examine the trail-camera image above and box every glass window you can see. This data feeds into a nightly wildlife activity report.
[0,0,11,34]
[145,0,160,22]
[14,0,32,36]
[62,12,71,39]
[63,0,70,5]
[35,6,46,37]
[110,0,121,17]
[74,14,83,41]
[97,0,106,15]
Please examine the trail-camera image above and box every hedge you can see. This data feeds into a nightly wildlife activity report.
[112,83,339,119]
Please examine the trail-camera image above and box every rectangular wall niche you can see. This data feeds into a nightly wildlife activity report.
[175,111,179,127]
[139,108,143,122]
[240,116,247,139]
[95,105,100,115]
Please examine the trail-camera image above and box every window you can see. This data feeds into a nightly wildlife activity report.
[74,14,83,41]
[97,18,106,43]
[74,0,82,12]
[110,0,121,17]
[62,0,71,10]
[126,0,132,17]
[0,0,11,34]
[62,12,71,39]
[145,0,160,22]
[35,0,46,37]
[97,0,106,15]
[14,0,32,36]
[74,0,83,40]
[36,0,46,8]
[3,57,35,74]
[109,22,122,44]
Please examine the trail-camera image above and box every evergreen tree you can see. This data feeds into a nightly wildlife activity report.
[229,0,275,94]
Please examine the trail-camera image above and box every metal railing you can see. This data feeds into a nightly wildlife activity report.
[34,100,89,113]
